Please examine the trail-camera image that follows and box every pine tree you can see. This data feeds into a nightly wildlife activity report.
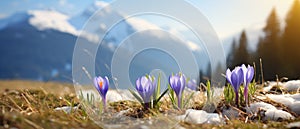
[232,30,250,66]
[282,0,300,78]
[256,8,281,80]
[227,38,237,69]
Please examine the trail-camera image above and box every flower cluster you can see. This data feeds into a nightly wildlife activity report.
[91,64,254,111]
[225,64,254,106]
[93,73,198,110]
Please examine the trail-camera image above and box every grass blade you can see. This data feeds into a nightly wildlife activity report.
[183,92,195,108]
[129,89,143,104]
[156,88,168,103]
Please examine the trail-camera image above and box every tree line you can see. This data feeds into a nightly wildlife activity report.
[227,0,300,81]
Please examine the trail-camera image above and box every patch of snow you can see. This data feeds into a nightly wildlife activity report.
[28,10,79,36]
[69,1,113,30]
[267,94,294,107]
[291,94,300,101]
[286,121,300,129]
[54,106,78,114]
[247,102,276,113]
[126,18,160,31]
[263,80,300,92]
[106,90,135,102]
[265,109,294,121]
[79,89,135,103]
[246,102,294,121]
[78,31,100,43]
[283,80,300,92]
[263,81,283,92]
[177,109,224,124]
[85,1,110,16]
[266,94,300,115]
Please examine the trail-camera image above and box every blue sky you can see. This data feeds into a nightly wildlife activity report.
[0,0,294,38]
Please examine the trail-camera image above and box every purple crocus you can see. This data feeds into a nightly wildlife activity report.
[187,79,198,91]
[169,73,186,108]
[135,76,156,107]
[226,67,243,106]
[241,64,254,105]
[94,76,109,107]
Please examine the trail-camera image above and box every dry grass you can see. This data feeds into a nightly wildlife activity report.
[0,80,299,129]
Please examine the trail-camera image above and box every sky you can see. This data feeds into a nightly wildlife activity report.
[0,0,295,39]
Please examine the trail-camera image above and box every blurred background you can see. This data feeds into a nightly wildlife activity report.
[0,0,298,84]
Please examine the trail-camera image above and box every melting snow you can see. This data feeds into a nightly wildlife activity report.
[264,80,300,92]
[177,109,224,124]
[247,102,294,121]
[267,94,300,115]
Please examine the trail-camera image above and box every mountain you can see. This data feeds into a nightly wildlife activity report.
[0,1,209,87]
[0,10,81,81]
[0,10,78,35]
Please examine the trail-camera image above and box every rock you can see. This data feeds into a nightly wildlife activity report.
[286,121,300,129]
[177,109,223,124]
[222,107,239,119]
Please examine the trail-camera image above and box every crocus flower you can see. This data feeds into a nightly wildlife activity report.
[226,67,243,106]
[169,73,186,108]
[94,76,109,107]
[241,64,254,105]
[135,76,156,107]
[187,79,198,91]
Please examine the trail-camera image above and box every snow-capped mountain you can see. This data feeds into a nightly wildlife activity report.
[69,1,110,30]
[0,1,209,84]
[69,1,160,45]
[0,10,78,35]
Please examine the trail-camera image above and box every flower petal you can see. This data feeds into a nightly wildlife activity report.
[231,71,238,91]
[187,79,197,91]
[94,77,101,93]
[246,66,254,84]
[241,64,247,85]
[226,69,232,84]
